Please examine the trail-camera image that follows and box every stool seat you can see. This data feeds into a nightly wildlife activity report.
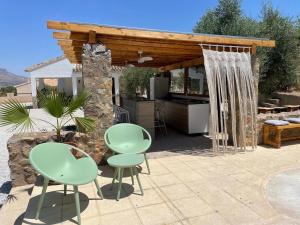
[107,154,144,168]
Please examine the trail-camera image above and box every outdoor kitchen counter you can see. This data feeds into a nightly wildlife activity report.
[158,99,209,134]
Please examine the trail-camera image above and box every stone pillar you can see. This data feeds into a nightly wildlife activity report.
[251,55,260,145]
[251,55,260,101]
[82,43,113,164]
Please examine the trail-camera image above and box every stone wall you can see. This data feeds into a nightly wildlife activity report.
[273,92,300,106]
[257,110,300,144]
[7,131,111,187]
[82,43,113,164]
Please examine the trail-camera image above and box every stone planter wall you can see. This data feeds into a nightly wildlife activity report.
[7,131,111,187]
[273,92,300,106]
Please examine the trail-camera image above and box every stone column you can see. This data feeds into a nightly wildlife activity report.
[81,43,113,164]
[251,55,260,101]
[251,55,260,145]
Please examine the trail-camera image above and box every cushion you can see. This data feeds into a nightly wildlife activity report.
[264,120,289,126]
[285,118,300,124]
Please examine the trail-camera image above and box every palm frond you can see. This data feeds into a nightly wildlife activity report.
[0,100,34,132]
[65,91,91,116]
[37,91,66,118]
[74,117,95,133]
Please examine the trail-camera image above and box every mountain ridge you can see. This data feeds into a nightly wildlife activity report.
[0,68,28,88]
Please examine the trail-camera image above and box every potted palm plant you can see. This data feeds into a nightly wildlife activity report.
[0,90,95,142]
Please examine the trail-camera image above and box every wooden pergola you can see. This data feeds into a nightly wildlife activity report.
[47,21,275,71]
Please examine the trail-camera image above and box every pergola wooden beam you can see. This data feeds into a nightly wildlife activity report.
[48,21,275,47]
[48,20,275,66]
[159,58,204,72]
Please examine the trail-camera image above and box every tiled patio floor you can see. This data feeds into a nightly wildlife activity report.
[6,142,300,225]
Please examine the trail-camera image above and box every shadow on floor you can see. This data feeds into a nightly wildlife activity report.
[150,127,217,157]
[22,191,89,225]
[150,127,258,157]
[150,127,212,152]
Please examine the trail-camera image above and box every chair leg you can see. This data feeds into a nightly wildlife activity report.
[144,153,150,174]
[35,177,49,219]
[134,167,144,196]
[111,168,118,190]
[94,179,103,199]
[64,184,67,196]
[73,186,81,225]
[117,168,123,201]
[129,167,134,185]
[163,120,168,135]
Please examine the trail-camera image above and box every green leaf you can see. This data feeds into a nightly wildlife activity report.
[38,91,67,118]
[74,117,95,133]
[65,91,91,116]
[0,99,34,132]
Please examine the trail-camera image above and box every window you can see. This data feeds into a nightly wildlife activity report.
[187,66,207,95]
[170,69,185,93]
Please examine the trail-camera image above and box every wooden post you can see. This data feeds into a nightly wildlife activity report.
[88,30,96,44]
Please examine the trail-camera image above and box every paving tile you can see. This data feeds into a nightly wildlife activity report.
[150,173,181,187]
[14,143,300,225]
[172,197,213,218]
[62,199,99,220]
[97,196,133,215]
[100,209,141,225]
[160,183,196,201]
[187,212,231,225]
[136,203,178,225]
[24,204,63,225]
[175,170,204,183]
[129,188,163,208]
[215,200,263,225]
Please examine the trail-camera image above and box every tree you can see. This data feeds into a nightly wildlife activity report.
[121,67,158,99]
[258,4,299,94]
[0,86,16,97]
[194,0,300,95]
[193,0,258,37]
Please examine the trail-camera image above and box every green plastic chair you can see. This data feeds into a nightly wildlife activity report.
[104,123,152,174]
[29,142,103,225]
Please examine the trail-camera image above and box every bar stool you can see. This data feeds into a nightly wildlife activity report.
[154,101,167,135]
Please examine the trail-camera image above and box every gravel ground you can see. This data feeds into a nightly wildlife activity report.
[0,108,83,205]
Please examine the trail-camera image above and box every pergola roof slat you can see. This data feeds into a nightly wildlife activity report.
[48,20,275,67]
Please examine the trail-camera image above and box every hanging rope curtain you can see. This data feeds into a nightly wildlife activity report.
[201,44,257,153]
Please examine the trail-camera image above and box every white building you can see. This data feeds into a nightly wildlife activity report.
[25,56,123,107]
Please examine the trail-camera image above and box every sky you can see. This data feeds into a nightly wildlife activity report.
[0,0,299,77]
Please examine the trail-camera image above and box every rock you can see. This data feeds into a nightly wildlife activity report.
[7,131,110,187]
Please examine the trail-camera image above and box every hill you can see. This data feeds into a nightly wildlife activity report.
[0,68,27,88]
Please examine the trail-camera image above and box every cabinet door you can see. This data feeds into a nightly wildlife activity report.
[165,102,188,133]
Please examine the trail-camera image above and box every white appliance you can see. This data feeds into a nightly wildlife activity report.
[188,103,210,133]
